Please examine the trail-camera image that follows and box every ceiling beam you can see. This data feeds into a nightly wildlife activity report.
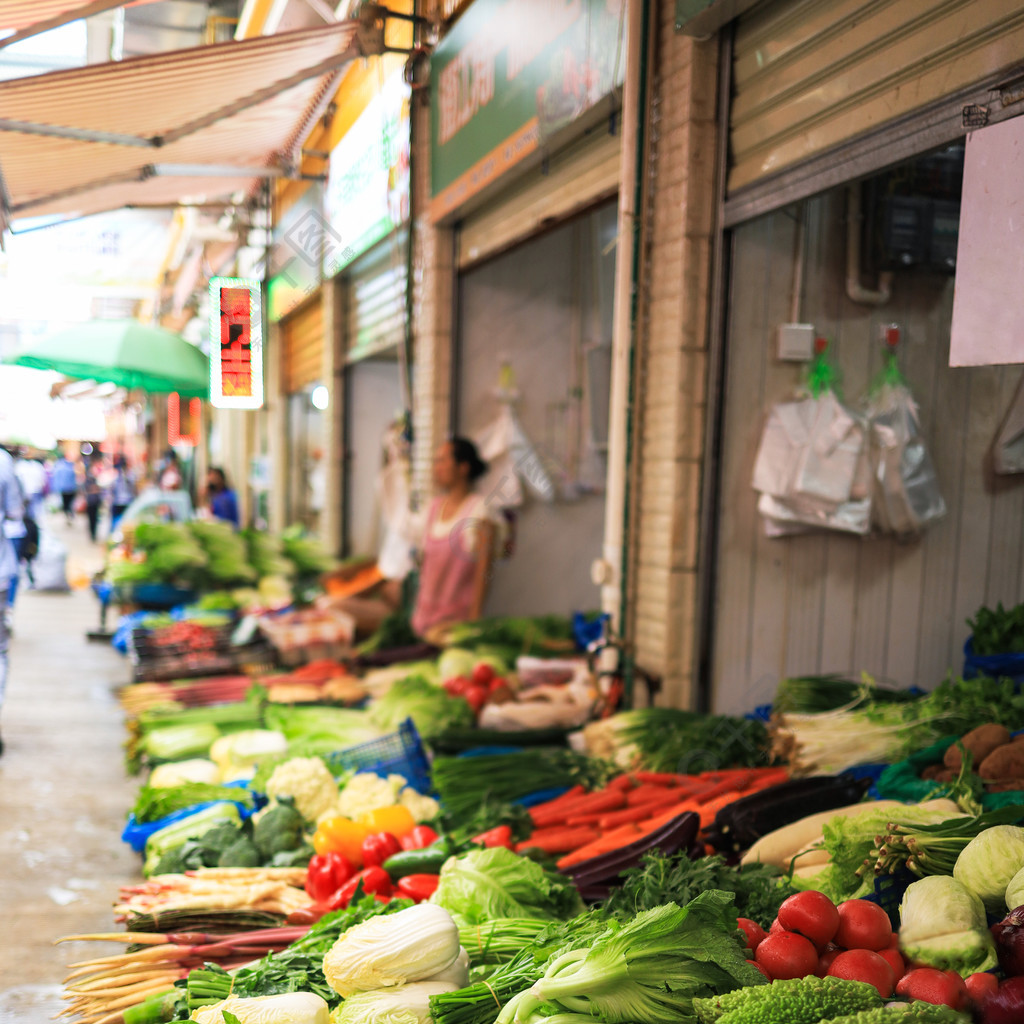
[0,119,153,147]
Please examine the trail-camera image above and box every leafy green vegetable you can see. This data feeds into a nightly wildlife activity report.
[430,750,610,819]
[368,676,475,741]
[603,708,771,772]
[357,609,419,655]
[444,615,574,654]
[262,704,379,757]
[431,847,585,924]
[498,892,765,1024]
[969,602,1024,655]
[774,675,920,715]
[602,851,799,925]
[131,783,255,824]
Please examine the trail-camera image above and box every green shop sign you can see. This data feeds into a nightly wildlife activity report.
[430,0,625,221]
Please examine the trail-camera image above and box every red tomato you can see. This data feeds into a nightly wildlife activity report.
[826,949,896,998]
[737,918,767,952]
[769,917,785,934]
[943,969,968,1011]
[816,946,841,978]
[877,947,905,981]
[471,662,495,687]
[396,873,440,902]
[964,972,999,1004]
[777,890,840,950]
[747,959,771,980]
[896,967,966,1009]
[406,825,440,850]
[833,900,892,951]
[755,930,819,980]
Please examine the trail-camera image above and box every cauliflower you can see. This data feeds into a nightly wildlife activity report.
[336,772,404,820]
[399,787,440,823]
[265,756,339,823]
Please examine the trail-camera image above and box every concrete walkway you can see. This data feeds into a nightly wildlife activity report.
[0,515,141,1023]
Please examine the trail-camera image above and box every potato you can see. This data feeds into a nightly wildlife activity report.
[979,742,1024,781]
[944,723,1012,770]
[920,763,946,781]
[985,779,1024,793]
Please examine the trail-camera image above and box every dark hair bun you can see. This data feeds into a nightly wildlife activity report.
[449,436,488,482]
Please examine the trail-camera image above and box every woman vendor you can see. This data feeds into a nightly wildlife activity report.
[323,436,501,642]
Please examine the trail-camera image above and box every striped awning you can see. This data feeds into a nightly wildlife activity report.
[0,1,162,47]
[0,17,383,227]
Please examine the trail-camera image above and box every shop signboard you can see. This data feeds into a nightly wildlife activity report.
[209,277,265,410]
[267,183,324,323]
[430,0,625,221]
[323,70,411,276]
[167,392,201,447]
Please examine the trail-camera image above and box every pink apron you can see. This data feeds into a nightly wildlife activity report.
[411,497,482,636]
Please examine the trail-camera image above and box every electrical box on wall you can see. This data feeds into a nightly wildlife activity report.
[777,323,815,361]
[862,143,964,275]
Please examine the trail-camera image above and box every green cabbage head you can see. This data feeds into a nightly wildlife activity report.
[954,824,1024,913]
[898,875,997,974]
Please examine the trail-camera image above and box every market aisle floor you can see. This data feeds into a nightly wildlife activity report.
[0,515,140,1023]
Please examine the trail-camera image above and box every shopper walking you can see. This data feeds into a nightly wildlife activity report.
[0,445,25,756]
[83,458,103,543]
[108,455,136,530]
[52,452,77,524]
[205,467,239,527]
[15,451,47,521]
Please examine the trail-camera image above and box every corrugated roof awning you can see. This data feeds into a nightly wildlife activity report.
[0,16,386,228]
[0,1,162,47]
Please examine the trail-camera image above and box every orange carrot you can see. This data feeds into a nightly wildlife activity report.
[515,827,600,854]
[634,801,701,835]
[632,771,695,786]
[606,773,638,791]
[625,785,691,806]
[530,789,625,827]
[555,824,641,868]
[692,773,753,804]
[527,785,587,824]
[596,804,667,829]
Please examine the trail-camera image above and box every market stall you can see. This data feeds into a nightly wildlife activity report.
[51,539,1024,1024]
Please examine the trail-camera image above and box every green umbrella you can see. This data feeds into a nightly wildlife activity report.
[4,320,209,398]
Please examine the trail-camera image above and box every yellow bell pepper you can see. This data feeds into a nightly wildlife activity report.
[312,815,369,865]
[356,804,416,839]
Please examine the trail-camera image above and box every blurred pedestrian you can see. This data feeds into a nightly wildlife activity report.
[83,458,102,543]
[159,449,182,491]
[14,451,46,521]
[205,467,239,527]
[108,455,136,531]
[0,445,24,756]
[52,452,77,524]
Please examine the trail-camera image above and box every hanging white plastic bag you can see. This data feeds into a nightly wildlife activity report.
[474,403,556,509]
[865,381,946,537]
[752,389,872,536]
[993,374,1024,475]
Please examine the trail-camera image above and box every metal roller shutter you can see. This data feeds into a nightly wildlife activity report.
[282,294,324,393]
[346,232,408,363]
[726,0,1024,223]
[457,128,620,269]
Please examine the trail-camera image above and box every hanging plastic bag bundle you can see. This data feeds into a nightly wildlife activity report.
[863,326,946,538]
[751,338,872,536]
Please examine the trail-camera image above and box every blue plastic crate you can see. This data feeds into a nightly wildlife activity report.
[120,782,264,853]
[322,718,432,794]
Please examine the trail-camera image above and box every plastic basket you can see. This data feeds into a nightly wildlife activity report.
[322,718,432,794]
[120,783,265,853]
[862,867,917,930]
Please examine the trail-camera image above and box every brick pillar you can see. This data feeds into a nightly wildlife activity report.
[409,93,454,506]
[628,2,719,707]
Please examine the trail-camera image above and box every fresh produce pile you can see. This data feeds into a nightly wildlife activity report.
[54,597,1024,1024]
[104,521,338,609]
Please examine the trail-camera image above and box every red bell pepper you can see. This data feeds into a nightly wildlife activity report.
[396,873,440,902]
[470,824,514,850]
[406,824,440,850]
[361,831,403,868]
[328,865,394,909]
[304,852,355,903]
